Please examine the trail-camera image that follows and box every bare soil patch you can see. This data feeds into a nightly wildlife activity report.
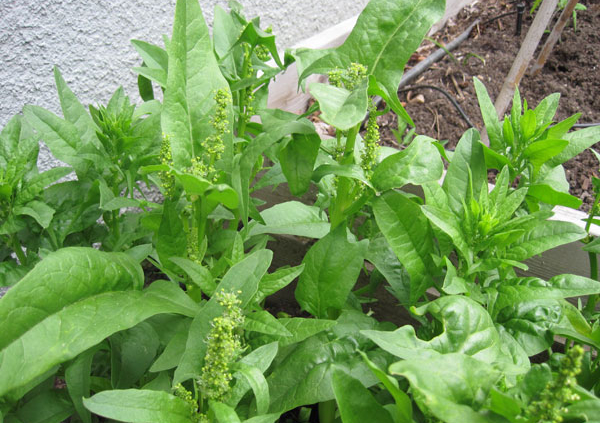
[377,0,600,210]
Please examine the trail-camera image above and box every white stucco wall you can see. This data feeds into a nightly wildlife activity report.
[0,0,369,131]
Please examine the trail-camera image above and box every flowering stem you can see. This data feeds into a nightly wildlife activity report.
[330,124,359,230]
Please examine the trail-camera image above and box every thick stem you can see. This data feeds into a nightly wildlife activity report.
[236,46,254,139]
[330,125,360,229]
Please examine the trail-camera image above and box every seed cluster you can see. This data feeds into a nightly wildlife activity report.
[159,133,176,197]
[526,345,584,422]
[198,290,244,402]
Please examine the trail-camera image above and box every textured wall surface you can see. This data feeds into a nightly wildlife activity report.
[0,0,369,131]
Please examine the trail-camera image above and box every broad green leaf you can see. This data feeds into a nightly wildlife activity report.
[0,114,23,159]
[209,401,241,423]
[231,362,270,415]
[174,173,211,196]
[563,398,600,421]
[205,184,239,209]
[359,352,413,423]
[228,342,279,409]
[244,310,292,337]
[298,0,445,119]
[149,320,191,373]
[53,67,102,152]
[13,201,55,229]
[389,353,502,423]
[0,282,197,398]
[174,250,270,383]
[249,318,337,348]
[534,93,560,126]
[242,415,282,423]
[110,322,160,389]
[83,389,193,423]
[481,142,512,171]
[474,77,502,150]
[421,204,472,263]
[295,225,368,318]
[504,220,585,261]
[133,66,167,88]
[16,167,72,205]
[332,367,394,423]
[523,139,568,169]
[0,247,143,350]
[170,257,216,295]
[267,332,386,414]
[366,235,411,305]
[443,128,486,215]
[256,264,305,302]
[278,133,321,195]
[311,163,370,186]
[527,183,582,209]
[496,300,561,356]
[373,191,435,304]
[156,200,186,272]
[131,40,168,71]
[66,345,103,423]
[371,135,443,191]
[12,389,74,423]
[259,109,317,140]
[249,201,330,238]
[23,105,89,173]
[233,132,280,225]
[546,125,600,168]
[161,0,233,169]
[309,81,368,130]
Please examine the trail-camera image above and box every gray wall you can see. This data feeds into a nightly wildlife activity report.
[0,0,369,130]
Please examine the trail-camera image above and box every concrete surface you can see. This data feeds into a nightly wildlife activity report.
[0,0,368,170]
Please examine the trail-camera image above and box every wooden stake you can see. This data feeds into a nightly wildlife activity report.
[494,0,559,119]
[530,0,581,76]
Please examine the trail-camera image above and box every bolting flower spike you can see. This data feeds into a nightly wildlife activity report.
[197,290,244,402]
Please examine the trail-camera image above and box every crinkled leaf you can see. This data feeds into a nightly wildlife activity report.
[389,353,502,423]
[0,247,143,350]
[0,281,196,398]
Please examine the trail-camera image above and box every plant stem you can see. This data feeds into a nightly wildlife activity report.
[330,125,360,229]
[236,45,254,140]
[583,193,600,314]
[318,400,336,423]
[11,234,27,265]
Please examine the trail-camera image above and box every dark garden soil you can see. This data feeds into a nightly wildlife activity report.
[376,0,600,210]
